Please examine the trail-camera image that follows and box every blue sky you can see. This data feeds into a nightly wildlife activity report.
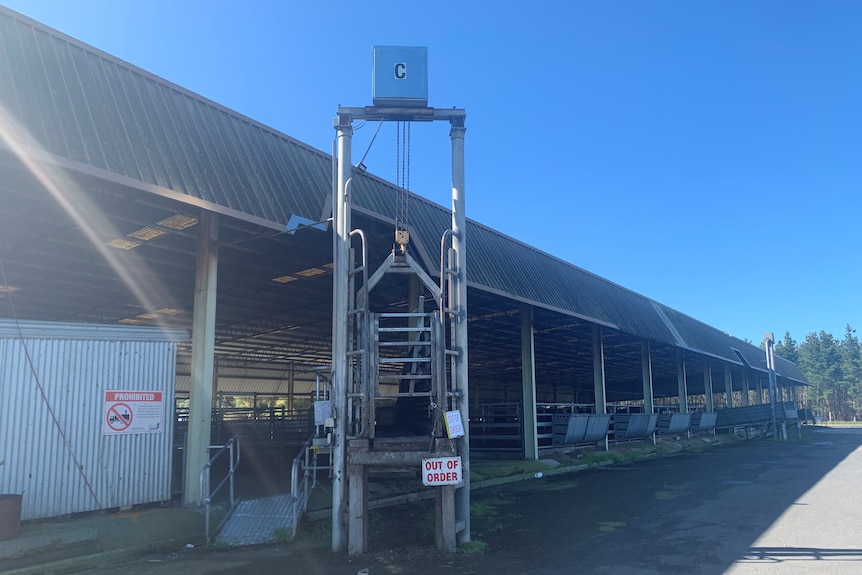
[4,0,861,345]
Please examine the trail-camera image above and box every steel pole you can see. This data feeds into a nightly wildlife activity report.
[450,118,470,545]
[331,114,352,551]
[184,211,218,506]
[764,334,779,441]
[677,349,688,413]
[641,339,654,414]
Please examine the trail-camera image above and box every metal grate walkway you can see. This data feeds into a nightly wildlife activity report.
[215,493,303,546]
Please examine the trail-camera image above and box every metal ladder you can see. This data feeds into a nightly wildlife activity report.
[349,308,448,439]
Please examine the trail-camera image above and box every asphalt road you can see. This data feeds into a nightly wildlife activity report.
[103,426,862,575]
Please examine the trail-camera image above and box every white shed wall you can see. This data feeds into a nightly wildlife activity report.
[0,321,184,520]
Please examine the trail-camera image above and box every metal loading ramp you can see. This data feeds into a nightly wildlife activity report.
[216,494,301,546]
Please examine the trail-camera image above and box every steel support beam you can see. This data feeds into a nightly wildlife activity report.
[704,359,714,413]
[593,325,607,415]
[593,325,607,449]
[450,116,471,545]
[521,305,538,461]
[764,333,780,440]
[677,350,689,413]
[724,364,734,408]
[641,339,654,414]
[331,115,352,551]
[183,210,218,506]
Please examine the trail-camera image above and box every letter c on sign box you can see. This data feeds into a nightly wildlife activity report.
[394,62,407,80]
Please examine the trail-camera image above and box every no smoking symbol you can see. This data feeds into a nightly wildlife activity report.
[106,403,133,431]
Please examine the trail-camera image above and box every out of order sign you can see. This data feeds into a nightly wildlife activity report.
[421,456,462,486]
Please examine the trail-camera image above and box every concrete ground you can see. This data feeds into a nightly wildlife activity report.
[4,426,859,575]
[0,504,209,575]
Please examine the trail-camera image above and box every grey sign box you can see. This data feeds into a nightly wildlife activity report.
[372,45,428,107]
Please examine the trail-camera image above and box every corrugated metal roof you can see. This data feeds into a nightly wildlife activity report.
[0,5,805,383]
[0,8,329,229]
[657,305,742,364]
[0,319,189,342]
[730,338,808,385]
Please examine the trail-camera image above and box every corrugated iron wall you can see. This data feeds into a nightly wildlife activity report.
[0,333,178,520]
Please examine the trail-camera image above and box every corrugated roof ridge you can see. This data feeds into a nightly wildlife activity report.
[664,305,779,369]
[0,5,336,170]
[650,301,688,347]
[460,210,685,312]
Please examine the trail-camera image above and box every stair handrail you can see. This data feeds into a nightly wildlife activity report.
[200,434,241,543]
[286,436,318,540]
[291,436,313,506]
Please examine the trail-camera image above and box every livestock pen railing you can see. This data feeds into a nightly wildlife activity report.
[175,405,313,446]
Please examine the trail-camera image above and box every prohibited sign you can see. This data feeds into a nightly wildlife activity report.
[106,402,133,431]
[103,391,164,435]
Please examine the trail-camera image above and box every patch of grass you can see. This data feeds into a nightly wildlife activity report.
[471,460,550,481]
[575,451,618,467]
[597,521,626,532]
[471,501,504,533]
[458,539,488,555]
[470,502,496,518]
[297,517,332,542]
[273,527,293,542]
[655,483,691,501]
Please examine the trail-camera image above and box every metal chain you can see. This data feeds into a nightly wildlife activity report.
[394,122,411,234]
[395,122,401,231]
[405,122,410,231]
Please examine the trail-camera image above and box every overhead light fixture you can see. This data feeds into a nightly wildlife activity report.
[295,267,327,278]
[156,308,183,316]
[286,214,327,235]
[272,275,298,284]
[0,285,20,298]
[106,238,141,250]
[128,227,166,241]
[157,214,198,230]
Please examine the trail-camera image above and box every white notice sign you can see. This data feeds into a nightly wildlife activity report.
[104,390,164,435]
[421,457,462,486]
[314,401,332,426]
[444,410,465,438]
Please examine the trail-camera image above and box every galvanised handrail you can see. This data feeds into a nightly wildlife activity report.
[200,435,241,544]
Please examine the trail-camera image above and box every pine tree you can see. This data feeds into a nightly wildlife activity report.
[839,325,862,420]
[797,331,846,420]
[774,331,798,364]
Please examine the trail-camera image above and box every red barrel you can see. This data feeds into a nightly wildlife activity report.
[0,494,22,541]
